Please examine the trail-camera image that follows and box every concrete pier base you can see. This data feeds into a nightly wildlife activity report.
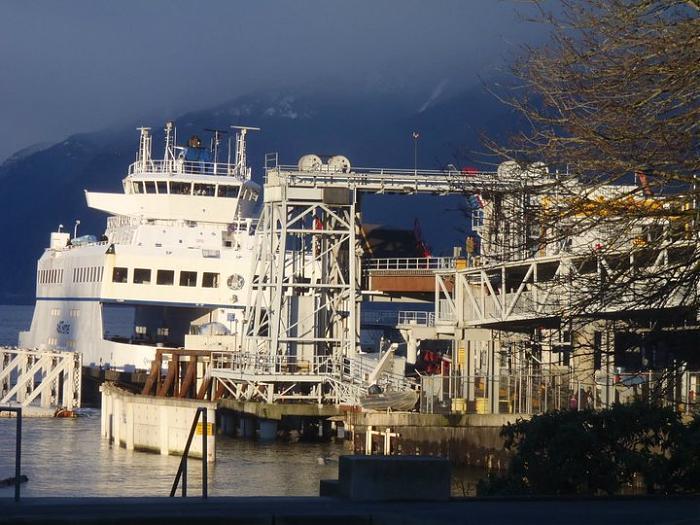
[101,383,216,462]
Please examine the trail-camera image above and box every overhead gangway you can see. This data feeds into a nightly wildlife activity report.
[265,165,551,196]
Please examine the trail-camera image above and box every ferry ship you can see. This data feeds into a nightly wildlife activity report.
[19,123,261,371]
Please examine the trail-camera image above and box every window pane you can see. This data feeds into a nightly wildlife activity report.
[156,270,175,285]
[133,268,151,284]
[179,271,197,287]
[202,272,219,288]
[170,182,191,195]
[157,181,168,194]
[144,181,156,193]
[112,267,128,283]
[193,183,215,196]
[217,185,239,198]
[132,182,143,194]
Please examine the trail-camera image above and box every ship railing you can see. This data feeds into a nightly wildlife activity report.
[364,257,455,271]
[60,240,109,252]
[128,159,244,178]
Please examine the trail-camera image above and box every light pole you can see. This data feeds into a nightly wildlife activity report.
[73,220,81,239]
[412,131,420,174]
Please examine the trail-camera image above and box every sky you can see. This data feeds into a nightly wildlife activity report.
[0,0,548,162]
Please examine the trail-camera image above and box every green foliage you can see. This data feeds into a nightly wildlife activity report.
[477,402,700,496]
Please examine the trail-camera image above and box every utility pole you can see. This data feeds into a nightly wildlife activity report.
[412,131,420,174]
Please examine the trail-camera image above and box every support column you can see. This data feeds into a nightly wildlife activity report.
[258,419,278,441]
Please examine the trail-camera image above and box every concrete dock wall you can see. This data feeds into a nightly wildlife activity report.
[101,383,216,462]
[345,412,526,470]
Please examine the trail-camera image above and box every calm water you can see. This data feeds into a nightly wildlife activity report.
[0,304,486,497]
[0,304,344,497]
[0,415,344,497]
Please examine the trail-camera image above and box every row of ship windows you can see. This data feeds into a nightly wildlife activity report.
[38,269,64,284]
[112,267,220,288]
[46,337,75,349]
[73,266,104,283]
[50,308,80,317]
[132,180,259,201]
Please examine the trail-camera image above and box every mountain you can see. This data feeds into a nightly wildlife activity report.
[0,82,517,303]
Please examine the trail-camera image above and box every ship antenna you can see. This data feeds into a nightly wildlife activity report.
[136,127,152,172]
[163,121,175,165]
[231,125,260,180]
[205,128,228,175]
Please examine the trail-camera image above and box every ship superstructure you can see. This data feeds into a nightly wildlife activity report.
[19,124,261,370]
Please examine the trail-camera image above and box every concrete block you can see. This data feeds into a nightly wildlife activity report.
[338,455,450,501]
[318,479,340,497]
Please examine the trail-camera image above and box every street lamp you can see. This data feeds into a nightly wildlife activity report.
[73,220,81,239]
[412,131,420,174]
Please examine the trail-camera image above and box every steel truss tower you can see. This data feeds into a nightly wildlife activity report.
[214,174,365,404]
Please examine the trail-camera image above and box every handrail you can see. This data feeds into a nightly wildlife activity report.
[169,407,208,499]
[129,159,242,178]
[0,406,22,502]
[364,257,455,271]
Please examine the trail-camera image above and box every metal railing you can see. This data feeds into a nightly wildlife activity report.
[420,370,700,415]
[360,310,435,327]
[211,352,338,376]
[361,310,399,326]
[129,159,241,178]
[169,407,208,499]
[0,406,22,502]
[397,310,435,326]
[364,257,455,271]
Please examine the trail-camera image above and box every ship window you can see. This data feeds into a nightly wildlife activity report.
[179,271,197,287]
[112,267,128,283]
[132,182,143,194]
[194,183,215,196]
[170,182,191,195]
[135,325,147,336]
[133,268,151,284]
[217,185,239,198]
[157,181,168,194]
[157,327,169,337]
[202,272,219,288]
[251,191,259,202]
[144,181,156,194]
[156,269,175,285]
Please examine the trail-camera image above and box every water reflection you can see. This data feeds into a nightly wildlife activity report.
[0,412,344,497]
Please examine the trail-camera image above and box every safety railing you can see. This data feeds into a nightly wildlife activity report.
[420,369,700,415]
[170,407,208,499]
[361,310,399,326]
[129,159,241,178]
[397,311,435,326]
[364,257,455,271]
[0,406,22,502]
[211,352,340,376]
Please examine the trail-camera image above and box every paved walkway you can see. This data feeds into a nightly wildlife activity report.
[1,496,699,525]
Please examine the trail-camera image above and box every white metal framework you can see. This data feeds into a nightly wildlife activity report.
[0,347,81,410]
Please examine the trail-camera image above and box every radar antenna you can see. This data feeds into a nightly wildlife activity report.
[230,125,260,180]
